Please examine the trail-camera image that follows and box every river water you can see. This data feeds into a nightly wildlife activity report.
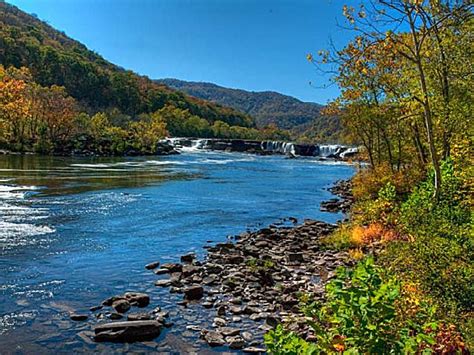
[0,150,354,353]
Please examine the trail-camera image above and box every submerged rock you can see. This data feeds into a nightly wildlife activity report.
[93,320,162,342]
[70,313,88,321]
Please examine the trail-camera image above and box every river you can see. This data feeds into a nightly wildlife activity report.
[0,149,354,353]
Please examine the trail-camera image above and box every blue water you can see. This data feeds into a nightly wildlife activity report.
[0,150,354,353]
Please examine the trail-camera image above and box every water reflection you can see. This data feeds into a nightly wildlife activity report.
[0,154,200,196]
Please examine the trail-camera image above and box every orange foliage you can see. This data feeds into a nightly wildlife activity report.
[350,223,399,246]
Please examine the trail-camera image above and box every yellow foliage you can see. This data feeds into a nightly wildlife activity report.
[348,248,365,261]
[350,225,365,246]
[395,282,425,320]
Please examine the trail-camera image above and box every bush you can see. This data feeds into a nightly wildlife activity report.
[400,159,472,242]
[265,258,448,354]
[264,325,317,354]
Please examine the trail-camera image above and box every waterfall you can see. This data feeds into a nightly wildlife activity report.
[318,144,344,157]
[261,141,296,155]
[339,147,358,158]
[160,138,209,152]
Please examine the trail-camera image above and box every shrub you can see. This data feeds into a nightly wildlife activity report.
[352,164,424,201]
[264,325,316,354]
[300,258,439,353]
[400,159,472,242]
[265,258,469,354]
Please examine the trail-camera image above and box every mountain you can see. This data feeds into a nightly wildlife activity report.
[156,78,326,130]
[0,2,253,128]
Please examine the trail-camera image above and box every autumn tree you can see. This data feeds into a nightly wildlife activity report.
[313,0,473,198]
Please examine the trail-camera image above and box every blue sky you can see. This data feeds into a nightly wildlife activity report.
[7,0,358,104]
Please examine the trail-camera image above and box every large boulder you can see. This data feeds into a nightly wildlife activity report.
[93,320,162,342]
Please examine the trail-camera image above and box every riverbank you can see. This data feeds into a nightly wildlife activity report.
[72,180,354,351]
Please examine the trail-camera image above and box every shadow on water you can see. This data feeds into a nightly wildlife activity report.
[0,154,201,196]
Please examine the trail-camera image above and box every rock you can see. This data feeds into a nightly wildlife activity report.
[229,306,243,314]
[266,316,279,328]
[127,312,151,321]
[202,275,217,285]
[180,253,196,263]
[249,312,270,321]
[242,331,253,342]
[112,299,131,314]
[90,305,103,312]
[124,292,149,307]
[242,305,260,315]
[154,268,170,275]
[186,325,201,331]
[93,320,162,342]
[204,331,225,347]
[219,327,240,337]
[145,261,160,270]
[109,312,123,320]
[70,313,88,321]
[229,297,242,305]
[228,335,246,349]
[161,263,183,273]
[213,317,227,327]
[182,265,200,277]
[170,286,183,293]
[102,296,125,306]
[288,253,304,262]
[206,263,224,274]
[155,279,172,287]
[184,285,204,300]
[216,305,226,316]
[202,301,214,309]
[224,255,244,264]
[259,228,273,235]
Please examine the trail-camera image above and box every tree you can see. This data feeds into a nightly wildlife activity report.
[312,0,473,198]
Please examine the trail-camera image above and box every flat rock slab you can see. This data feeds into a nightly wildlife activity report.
[94,320,162,343]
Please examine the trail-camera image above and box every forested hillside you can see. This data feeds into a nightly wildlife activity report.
[157,78,334,130]
[1,2,292,155]
[0,2,252,125]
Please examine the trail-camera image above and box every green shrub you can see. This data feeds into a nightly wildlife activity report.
[266,258,441,354]
[400,159,472,241]
[264,325,316,354]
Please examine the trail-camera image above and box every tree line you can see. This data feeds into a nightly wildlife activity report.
[0,65,289,155]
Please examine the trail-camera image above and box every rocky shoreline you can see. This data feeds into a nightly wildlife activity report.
[73,180,354,352]
[320,179,354,213]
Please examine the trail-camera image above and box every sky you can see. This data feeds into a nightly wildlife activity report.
[7,0,358,104]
